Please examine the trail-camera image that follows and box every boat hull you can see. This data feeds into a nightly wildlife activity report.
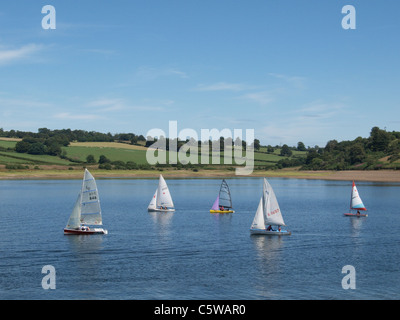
[344,213,368,217]
[148,208,175,212]
[250,228,291,236]
[64,228,108,235]
[210,210,235,213]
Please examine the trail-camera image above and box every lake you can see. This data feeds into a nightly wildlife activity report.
[0,177,399,300]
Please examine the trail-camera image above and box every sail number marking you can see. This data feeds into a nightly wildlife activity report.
[267,208,280,216]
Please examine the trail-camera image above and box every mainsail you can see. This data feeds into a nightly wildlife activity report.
[263,178,286,226]
[218,179,233,209]
[80,169,102,225]
[350,181,367,211]
[156,175,174,208]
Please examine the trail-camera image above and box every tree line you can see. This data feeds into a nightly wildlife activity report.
[301,127,400,170]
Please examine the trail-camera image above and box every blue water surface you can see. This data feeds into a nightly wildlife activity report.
[0,177,399,299]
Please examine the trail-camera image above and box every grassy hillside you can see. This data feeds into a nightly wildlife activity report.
[0,138,306,171]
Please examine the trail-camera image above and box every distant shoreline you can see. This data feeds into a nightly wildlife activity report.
[1,168,400,182]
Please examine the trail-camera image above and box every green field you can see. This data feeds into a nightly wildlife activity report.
[0,139,306,169]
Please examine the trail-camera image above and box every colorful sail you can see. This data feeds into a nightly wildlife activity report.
[350,181,367,211]
[211,195,220,210]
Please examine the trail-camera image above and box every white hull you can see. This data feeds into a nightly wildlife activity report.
[148,208,175,212]
[64,227,108,235]
[250,228,291,236]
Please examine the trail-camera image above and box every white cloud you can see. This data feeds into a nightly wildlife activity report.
[239,91,275,106]
[0,44,43,65]
[135,66,188,81]
[53,112,101,120]
[268,73,307,89]
[194,82,255,92]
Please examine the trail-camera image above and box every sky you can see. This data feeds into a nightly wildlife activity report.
[0,0,399,147]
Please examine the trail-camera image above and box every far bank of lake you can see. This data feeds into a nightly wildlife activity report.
[1,168,400,182]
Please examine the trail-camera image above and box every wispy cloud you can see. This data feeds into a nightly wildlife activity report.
[0,97,51,108]
[194,82,256,92]
[135,66,189,81]
[268,73,307,89]
[53,112,101,120]
[0,44,43,66]
[85,98,168,112]
[296,101,346,120]
[239,91,275,106]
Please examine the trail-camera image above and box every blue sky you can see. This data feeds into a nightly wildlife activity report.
[0,0,399,147]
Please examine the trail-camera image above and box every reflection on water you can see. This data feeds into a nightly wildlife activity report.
[250,235,286,299]
[348,215,367,238]
[65,235,105,299]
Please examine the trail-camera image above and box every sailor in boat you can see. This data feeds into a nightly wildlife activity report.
[80,225,90,231]
[356,210,360,216]
[267,225,272,231]
[219,206,225,211]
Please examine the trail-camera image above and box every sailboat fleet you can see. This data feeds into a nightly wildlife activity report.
[63,170,367,236]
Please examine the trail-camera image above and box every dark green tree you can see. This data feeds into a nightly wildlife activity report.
[86,154,96,163]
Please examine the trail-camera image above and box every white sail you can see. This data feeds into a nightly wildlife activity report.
[251,197,265,230]
[80,169,102,225]
[65,193,82,229]
[156,175,174,208]
[350,181,366,211]
[148,190,157,210]
[263,178,286,226]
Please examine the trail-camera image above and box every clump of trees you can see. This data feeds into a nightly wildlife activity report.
[15,136,69,156]
[301,127,400,170]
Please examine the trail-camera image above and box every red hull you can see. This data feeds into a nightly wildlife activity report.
[344,213,368,217]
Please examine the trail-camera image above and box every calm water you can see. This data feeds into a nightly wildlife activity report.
[0,177,399,300]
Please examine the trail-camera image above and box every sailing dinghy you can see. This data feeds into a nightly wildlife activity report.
[344,181,368,217]
[148,174,175,212]
[210,179,235,213]
[250,178,291,235]
[64,169,108,235]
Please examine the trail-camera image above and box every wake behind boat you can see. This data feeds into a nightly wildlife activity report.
[344,181,368,217]
[250,178,291,235]
[148,174,175,212]
[64,169,108,235]
[210,179,235,213]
